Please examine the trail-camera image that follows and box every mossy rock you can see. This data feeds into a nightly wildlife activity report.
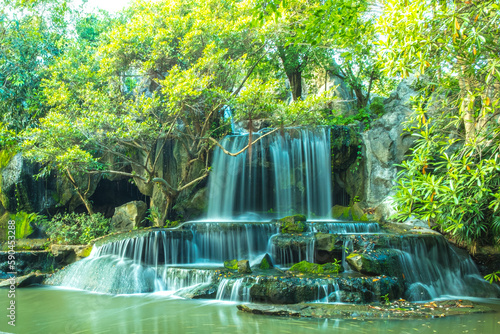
[259,253,274,270]
[351,203,369,221]
[77,245,93,258]
[331,205,351,219]
[321,262,343,274]
[315,233,337,252]
[224,259,238,270]
[10,212,34,239]
[346,250,400,276]
[279,214,307,233]
[289,260,342,275]
[279,214,306,223]
[289,261,322,274]
[237,260,252,274]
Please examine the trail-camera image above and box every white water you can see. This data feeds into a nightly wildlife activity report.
[390,236,499,301]
[207,127,332,220]
[47,223,499,302]
[216,277,252,302]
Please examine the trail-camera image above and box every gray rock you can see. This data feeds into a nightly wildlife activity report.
[315,233,337,252]
[111,201,148,231]
[50,245,92,265]
[0,250,64,275]
[0,273,47,288]
[361,78,420,221]
[237,260,252,274]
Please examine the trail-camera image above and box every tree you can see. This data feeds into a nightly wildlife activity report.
[0,0,70,131]
[22,0,291,223]
[253,0,387,106]
[380,0,500,251]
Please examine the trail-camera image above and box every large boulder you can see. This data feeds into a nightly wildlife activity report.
[278,214,307,233]
[50,245,93,265]
[237,260,252,274]
[0,153,58,214]
[346,249,401,277]
[111,201,148,231]
[361,77,419,221]
[0,272,47,288]
[257,253,274,270]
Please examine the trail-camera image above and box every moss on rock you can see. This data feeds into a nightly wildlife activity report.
[315,233,337,252]
[279,214,307,233]
[259,253,274,270]
[289,260,342,275]
[346,250,400,277]
[331,205,350,219]
[11,212,34,239]
[224,259,238,270]
[77,245,93,258]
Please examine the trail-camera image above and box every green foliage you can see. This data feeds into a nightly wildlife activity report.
[381,1,500,257]
[10,211,46,239]
[484,271,500,284]
[145,206,161,226]
[392,96,500,251]
[289,260,341,275]
[0,0,74,131]
[253,0,387,107]
[44,212,111,245]
[381,293,390,305]
[369,97,385,117]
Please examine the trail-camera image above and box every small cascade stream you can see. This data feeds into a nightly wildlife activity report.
[390,236,496,300]
[47,221,499,302]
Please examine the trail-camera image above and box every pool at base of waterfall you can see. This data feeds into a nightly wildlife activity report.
[2,287,499,334]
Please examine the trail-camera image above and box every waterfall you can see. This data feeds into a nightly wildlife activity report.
[390,236,499,301]
[191,222,278,263]
[312,222,380,233]
[216,277,253,302]
[47,222,499,302]
[162,267,217,291]
[206,127,332,220]
[269,233,316,267]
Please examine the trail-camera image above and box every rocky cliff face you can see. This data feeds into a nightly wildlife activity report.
[361,78,419,221]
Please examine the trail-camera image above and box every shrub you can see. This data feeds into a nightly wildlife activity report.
[44,212,111,245]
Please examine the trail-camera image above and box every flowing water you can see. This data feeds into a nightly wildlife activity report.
[44,223,499,302]
[207,127,332,220]
[4,126,499,333]
[1,287,499,334]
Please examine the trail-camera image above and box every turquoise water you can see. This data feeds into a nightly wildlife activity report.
[1,287,499,334]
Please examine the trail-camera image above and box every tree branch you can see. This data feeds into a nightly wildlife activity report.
[207,128,279,156]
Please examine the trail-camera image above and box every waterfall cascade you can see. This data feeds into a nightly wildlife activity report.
[207,127,332,220]
[47,127,500,303]
[46,222,499,302]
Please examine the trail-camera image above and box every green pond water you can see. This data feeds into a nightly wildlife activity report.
[1,287,499,334]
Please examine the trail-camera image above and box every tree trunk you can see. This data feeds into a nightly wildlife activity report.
[287,70,302,101]
[457,57,477,144]
[78,192,94,215]
[65,169,94,215]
